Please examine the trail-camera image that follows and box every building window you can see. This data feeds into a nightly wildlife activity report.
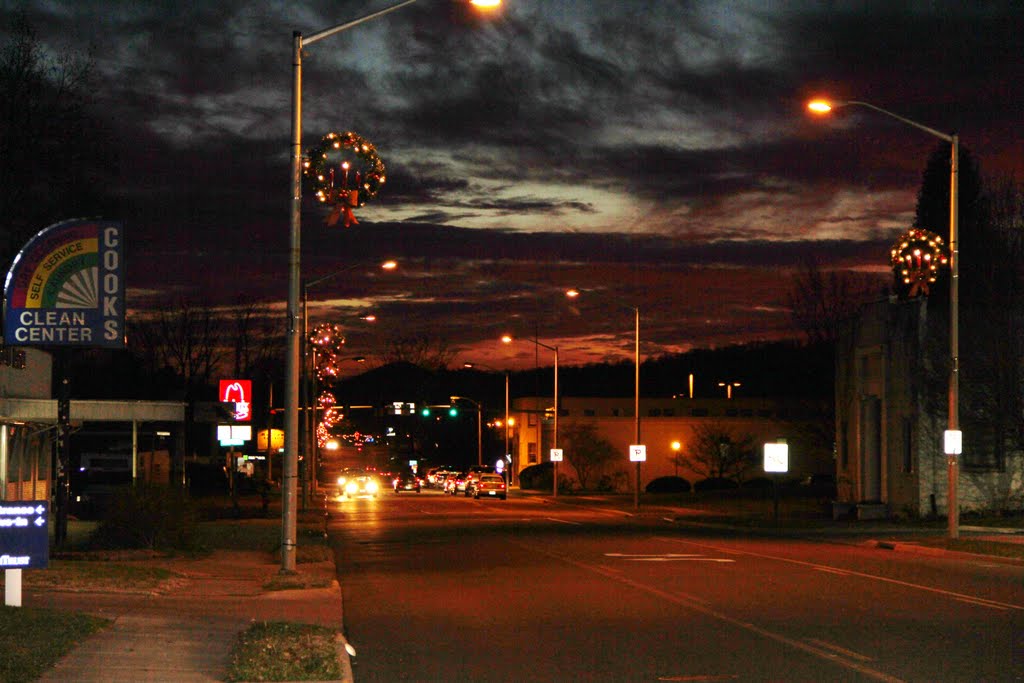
[528,413,537,426]
[612,408,620,416]
[663,408,674,416]
[527,442,538,464]
[648,408,661,417]
[583,409,595,417]
[725,408,738,417]
[691,408,708,417]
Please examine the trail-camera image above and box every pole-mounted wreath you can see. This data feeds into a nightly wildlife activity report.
[303,131,387,227]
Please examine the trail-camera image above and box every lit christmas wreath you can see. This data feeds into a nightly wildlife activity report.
[303,131,387,227]
[309,323,347,381]
[890,227,949,297]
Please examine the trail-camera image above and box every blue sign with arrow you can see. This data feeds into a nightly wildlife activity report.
[0,501,49,569]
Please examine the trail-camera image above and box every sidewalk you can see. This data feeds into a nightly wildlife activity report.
[21,507,352,683]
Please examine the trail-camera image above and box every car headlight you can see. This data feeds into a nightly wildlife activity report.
[345,481,358,494]
[337,476,347,487]
[366,480,380,494]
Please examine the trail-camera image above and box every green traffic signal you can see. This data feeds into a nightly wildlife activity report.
[448,406,458,417]
[421,407,431,417]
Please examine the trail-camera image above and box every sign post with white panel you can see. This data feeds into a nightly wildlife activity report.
[763,441,789,524]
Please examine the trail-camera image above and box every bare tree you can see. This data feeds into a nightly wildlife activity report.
[228,302,283,378]
[786,258,883,347]
[684,422,757,482]
[380,333,456,370]
[128,301,225,394]
[561,422,617,490]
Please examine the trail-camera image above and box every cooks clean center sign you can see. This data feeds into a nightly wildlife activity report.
[4,219,125,348]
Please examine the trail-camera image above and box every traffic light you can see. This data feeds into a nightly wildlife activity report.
[448,406,459,417]
[420,405,431,417]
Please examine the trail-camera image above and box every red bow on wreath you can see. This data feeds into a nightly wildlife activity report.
[325,190,361,227]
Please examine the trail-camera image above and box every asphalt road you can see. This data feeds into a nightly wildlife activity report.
[328,488,1024,682]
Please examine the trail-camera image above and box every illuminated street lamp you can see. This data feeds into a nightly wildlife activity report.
[502,334,559,497]
[566,289,642,509]
[718,381,741,399]
[808,98,961,539]
[284,1,501,573]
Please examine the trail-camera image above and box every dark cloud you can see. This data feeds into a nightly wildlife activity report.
[3,1,1021,370]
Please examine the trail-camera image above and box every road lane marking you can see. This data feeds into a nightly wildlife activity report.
[814,566,852,576]
[955,596,1010,611]
[547,517,584,525]
[514,539,905,683]
[804,638,874,662]
[655,536,1024,612]
[605,552,734,563]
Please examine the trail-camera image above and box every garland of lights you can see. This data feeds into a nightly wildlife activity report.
[890,227,949,297]
[309,323,348,446]
[303,131,387,227]
[316,391,341,448]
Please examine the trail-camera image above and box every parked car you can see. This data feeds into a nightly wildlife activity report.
[392,470,421,493]
[469,473,507,500]
[340,474,381,499]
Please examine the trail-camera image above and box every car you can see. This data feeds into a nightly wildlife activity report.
[392,470,421,493]
[469,473,507,500]
[446,471,468,495]
[339,474,381,499]
[334,468,364,496]
[462,465,497,495]
[424,466,455,489]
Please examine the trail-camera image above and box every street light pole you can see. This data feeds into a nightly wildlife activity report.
[567,290,641,508]
[632,306,640,510]
[808,98,960,538]
[302,260,395,501]
[464,362,512,482]
[534,340,559,497]
[285,0,496,574]
[450,396,483,466]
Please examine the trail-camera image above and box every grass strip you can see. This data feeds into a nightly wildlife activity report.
[225,621,341,682]
[0,606,109,683]
[0,562,175,592]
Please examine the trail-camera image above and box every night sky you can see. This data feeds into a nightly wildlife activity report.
[4,1,1022,372]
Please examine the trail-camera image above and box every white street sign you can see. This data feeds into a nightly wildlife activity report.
[550,448,563,462]
[764,442,789,473]
[629,444,646,462]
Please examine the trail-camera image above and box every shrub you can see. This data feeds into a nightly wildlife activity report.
[88,484,202,552]
[596,470,630,493]
[645,476,691,494]
[518,462,553,490]
[694,477,739,492]
[741,477,773,489]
